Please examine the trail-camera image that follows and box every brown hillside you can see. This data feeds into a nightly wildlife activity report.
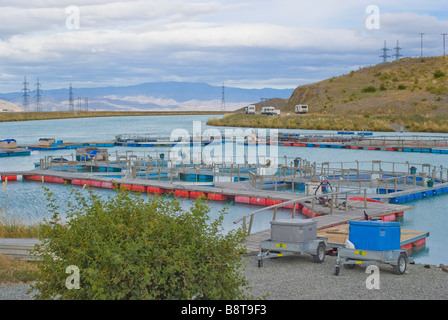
[0,99,21,112]
[285,56,448,116]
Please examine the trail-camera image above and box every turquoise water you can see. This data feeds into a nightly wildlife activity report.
[0,115,447,265]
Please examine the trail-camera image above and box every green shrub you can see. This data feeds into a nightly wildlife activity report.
[361,86,376,93]
[433,69,446,78]
[31,188,250,300]
[426,85,448,95]
[397,84,407,90]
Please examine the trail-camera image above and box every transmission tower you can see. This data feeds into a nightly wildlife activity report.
[442,33,447,56]
[34,78,42,112]
[419,33,424,57]
[221,83,226,111]
[84,97,89,111]
[77,97,82,111]
[22,76,30,112]
[379,40,390,63]
[68,83,74,112]
[393,40,403,60]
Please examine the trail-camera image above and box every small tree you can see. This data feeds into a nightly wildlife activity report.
[31,188,251,300]
[433,69,446,79]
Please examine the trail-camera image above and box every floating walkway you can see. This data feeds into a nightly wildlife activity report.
[0,148,30,157]
[277,141,448,154]
[275,132,448,154]
[375,182,448,204]
[20,140,115,151]
[0,239,40,260]
[7,132,448,155]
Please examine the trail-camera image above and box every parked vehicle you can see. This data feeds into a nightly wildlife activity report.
[245,105,256,114]
[261,106,275,115]
[295,104,308,114]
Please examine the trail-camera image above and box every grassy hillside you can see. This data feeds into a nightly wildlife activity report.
[208,56,448,132]
[0,99,21,112]
[286,56,448,116]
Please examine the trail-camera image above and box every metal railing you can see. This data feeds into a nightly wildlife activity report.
[233,187,368,236]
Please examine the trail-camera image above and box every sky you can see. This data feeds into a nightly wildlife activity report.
[1,0,448,93]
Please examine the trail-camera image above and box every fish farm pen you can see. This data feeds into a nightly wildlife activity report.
[3,149,448,204]
[2,133,447,259]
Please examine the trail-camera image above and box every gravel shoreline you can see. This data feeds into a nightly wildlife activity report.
[1,254,446,300]
[242,253,448,300]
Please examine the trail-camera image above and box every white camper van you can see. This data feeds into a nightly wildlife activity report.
[295,104,308,114]
[261,106,275,115]
[245,105,256,114]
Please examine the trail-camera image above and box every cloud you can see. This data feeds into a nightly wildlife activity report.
[0,1,234,38]
[1,0,448,93]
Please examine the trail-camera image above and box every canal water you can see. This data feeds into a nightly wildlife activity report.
[0,115,447,265]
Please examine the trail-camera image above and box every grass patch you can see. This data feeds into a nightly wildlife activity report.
[0,253,38,284]
[0,215,40,284]
[0,111,228,123]
[0,213,42,238]
[207,113,448,133]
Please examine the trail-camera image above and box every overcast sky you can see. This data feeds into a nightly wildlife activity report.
[1,0,448,93]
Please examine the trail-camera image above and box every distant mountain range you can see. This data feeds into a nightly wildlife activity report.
[0,81,294,112]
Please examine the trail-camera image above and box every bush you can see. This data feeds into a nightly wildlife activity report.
[31,188,250,300]
[433,69,446,78]
[361,86,376,93]
[397,84,407,90]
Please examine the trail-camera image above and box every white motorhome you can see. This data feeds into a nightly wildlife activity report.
[261,106,275,115]
[245,105,256,114]
[295,104,308,114]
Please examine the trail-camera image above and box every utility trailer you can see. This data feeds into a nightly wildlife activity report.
[333,220,410,275]
[257,219,328,267]
[334,247,409,275]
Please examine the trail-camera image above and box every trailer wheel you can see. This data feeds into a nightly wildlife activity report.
[313,242,326,263]
[393,253,407,275]
[334,265,340,276]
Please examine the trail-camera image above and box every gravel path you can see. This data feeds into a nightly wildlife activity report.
[242,253,448,300]
[0,283,36,300]
[1,254,446,300]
